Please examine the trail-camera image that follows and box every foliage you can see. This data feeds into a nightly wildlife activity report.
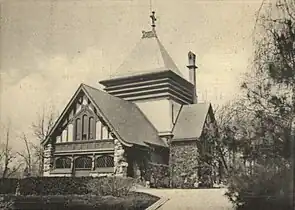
[216,1,295,209]
[197,164,213,188]
[18,177,91,195]
[87,176,135,197]
[0,195,14,210]
[169,142,199,188]
[0,176,138,196]
[147,162,169,188]
[225,157,292,210]
[0,192,158,210]
[0,178,18,194]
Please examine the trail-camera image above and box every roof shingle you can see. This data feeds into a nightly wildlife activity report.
[110,34,183,79]
[82,84,167,147]
[172,103,211,142]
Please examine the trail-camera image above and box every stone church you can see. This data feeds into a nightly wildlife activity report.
[42,12,219,188]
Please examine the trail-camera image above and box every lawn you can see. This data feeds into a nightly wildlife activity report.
[1,192,159,210]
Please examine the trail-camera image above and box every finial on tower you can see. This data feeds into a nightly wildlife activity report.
[150,11,157,29]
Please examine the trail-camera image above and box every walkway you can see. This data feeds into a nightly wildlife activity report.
[137,188,234,210]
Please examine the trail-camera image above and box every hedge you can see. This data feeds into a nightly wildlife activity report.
[0,192,159,210]
[0,176,135,196]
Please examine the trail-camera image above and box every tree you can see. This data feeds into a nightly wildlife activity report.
[242,0,295,161]
[15,106,57,177]
[30,106,56,176]
[17,133,32,177]
[224,1,294,209]
[0,126,22,178]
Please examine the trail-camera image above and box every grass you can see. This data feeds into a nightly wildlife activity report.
[1,192,159,210]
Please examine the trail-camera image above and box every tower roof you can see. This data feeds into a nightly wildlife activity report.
[110,12,183,79]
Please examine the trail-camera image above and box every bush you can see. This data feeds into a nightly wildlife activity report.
[19,177,92,195]
[0,176,136,196]
[0,195,14,210]
[225,161,292,210]
[147,163,169,188]
[87,176,135,197]
[0,178,18,194]
[2,192,159,210]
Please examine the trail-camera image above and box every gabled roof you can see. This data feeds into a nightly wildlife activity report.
[172,103,212,142]
[44,83,167,148]
[110,31,183,79]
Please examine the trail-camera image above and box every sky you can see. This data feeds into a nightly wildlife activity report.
[0,0,262,150]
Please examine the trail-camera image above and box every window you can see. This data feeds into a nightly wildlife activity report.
[82,115,88,140]
[96,121,102,139]
[96,156,114,168]
[55,157,71,169]
[75,118,81,140]
[74,156,92,169]
[102,125,108,139]
[88,117,94,139]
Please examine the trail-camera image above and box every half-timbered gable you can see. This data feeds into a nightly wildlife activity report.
[43,86,117,177]
[43,83,168,177]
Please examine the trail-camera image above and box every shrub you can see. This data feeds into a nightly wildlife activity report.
[3,193,159,210]
[225,160,292,210]
[0,176,137,196]
[0,195,14,210]
[86,176,136,197]
[0,178,18,194]
[147,163,169,188]
[18,177,92,195]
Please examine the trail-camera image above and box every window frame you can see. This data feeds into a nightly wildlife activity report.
[74,156,92,170]
[73,107,97,141]
[95,155,114,168]
[55,156,72,169]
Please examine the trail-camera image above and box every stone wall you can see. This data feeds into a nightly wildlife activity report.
[169,141,199,188]
[43,143,54,177]
[114,139,128,177]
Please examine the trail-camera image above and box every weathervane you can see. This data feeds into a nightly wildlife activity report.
[150,11,157,29]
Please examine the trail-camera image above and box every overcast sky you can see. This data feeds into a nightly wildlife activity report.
[0,0,262,149]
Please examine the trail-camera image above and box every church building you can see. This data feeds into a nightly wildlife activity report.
[42,12,219,188]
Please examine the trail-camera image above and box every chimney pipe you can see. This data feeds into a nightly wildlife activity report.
[187,51,198,104]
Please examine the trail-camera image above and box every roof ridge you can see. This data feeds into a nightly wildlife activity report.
[156,36,183,77]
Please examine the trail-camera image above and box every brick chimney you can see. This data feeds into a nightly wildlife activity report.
[187,51,198,104]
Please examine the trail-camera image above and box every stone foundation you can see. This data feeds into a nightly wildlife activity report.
[114,139,128,177]
[43,143,54,176]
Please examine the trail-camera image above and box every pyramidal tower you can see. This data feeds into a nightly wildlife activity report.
[100,11,198,138]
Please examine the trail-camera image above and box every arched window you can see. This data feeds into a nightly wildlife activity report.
[75,156,92,169]
[96,156,114,168]
[55,157,71,169]
[82,115,88,140]
[75,118,81,140]
[88,117,94,139]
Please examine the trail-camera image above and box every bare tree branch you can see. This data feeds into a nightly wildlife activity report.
[0,126,19,178]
